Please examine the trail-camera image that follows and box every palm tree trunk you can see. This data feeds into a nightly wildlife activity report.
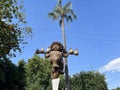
[61,16,66,49]
[61,16,70,90]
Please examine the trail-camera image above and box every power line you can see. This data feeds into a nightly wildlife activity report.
[38,31,120,42]
[68,31,120,37]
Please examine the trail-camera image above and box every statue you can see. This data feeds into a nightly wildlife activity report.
[35,41,78,79]
[45,42,68,79]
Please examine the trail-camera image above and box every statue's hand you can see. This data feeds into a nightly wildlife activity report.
[44,53,50,58]
[63,53,69,58]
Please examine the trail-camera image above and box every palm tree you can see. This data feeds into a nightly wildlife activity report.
[48,0,76,48]
[48,0,77,89]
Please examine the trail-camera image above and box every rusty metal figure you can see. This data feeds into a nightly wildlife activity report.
[45,42,68,79]
[35,41,78,79]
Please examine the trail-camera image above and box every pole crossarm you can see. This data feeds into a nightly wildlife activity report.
[35,48,79,56]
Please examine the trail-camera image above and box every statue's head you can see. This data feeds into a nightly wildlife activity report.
[50,42,63,52]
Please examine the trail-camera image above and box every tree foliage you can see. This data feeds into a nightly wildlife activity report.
[112,87,120,90]
[0,58,26,90]
[0,0,32,58]
[24,55,108,90]
[48,0,77,26]
[70,71,108,90]
[0,1,31,89]
[25,55,68,90]
[25,55,51,90]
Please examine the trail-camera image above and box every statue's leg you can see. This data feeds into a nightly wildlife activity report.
[51,66,60,79]
[51,71,59,79]
[52,66,59,72]
[59,61,64,74]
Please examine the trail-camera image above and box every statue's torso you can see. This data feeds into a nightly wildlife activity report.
[50,51,63,67]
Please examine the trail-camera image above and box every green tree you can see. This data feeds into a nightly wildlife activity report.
[17,60,26,90]
[0,58,26,90]
[25,55,51,90]
[70,71,108,90]
[112,87,120,90]
[0,0,31,89]
[0,0,32,58]
[48,0,76,89]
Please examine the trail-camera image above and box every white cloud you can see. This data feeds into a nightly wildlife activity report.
[99,57,120,73]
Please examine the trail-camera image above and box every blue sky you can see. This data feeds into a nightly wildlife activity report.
[12,0,120,89]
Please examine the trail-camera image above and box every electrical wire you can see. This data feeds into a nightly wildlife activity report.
[38,31,120,42]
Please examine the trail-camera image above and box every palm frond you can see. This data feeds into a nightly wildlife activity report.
[66,15,73,22]
[54,5,62,14]
[48,12,55,17]
[48,12,55,19]
[67,9,77,19]
[59,19,62,26]
[53,13,60,20]
[48,12,60,20]
[58,0,61,5]
[57,0,62,8]
[63,1,72,11]
[73,14,77,19]
[48,0,77,23]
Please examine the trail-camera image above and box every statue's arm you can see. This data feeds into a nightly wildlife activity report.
[62,48,69,58]
[44,52,50,58]
[63,53,69,58]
